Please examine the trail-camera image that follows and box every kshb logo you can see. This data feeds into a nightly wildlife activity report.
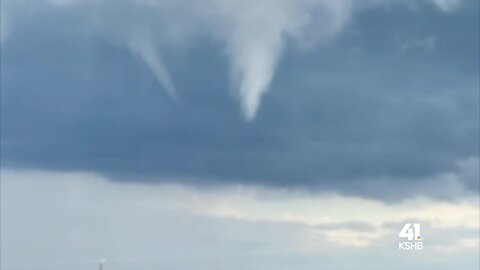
[398,223,423,250]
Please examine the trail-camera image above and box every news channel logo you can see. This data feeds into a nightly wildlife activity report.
[398,223,424,250]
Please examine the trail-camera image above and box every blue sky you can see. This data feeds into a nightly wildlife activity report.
[0,0,479,269]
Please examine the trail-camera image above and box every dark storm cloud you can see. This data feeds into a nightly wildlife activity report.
[0,1,478,200]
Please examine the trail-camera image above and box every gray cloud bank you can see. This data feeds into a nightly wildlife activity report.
[1,171,478,270]
[0,0,479,200]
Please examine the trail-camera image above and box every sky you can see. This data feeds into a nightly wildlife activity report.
[0,0,479,269]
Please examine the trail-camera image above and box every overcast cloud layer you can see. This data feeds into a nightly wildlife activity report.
[1,0,479,201]
[1,1,479,269]
[1,171,479,270]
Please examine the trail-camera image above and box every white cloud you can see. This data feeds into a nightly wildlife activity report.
[213,0,352,120]
[48,0,81,5]
[2,0,352,120]
[1,170,478,270]
[321,229,390,247]
[429,0,461,12]
[97,0,352,120]
[434,238,480,253]
[0,0,465,119]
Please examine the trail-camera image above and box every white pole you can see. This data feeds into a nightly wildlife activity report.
[99,259,106,270]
